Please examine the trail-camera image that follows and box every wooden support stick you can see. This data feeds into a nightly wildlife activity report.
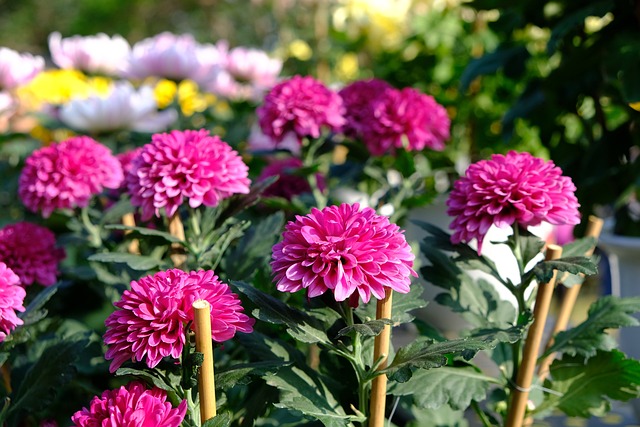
[538,216,603,381]
[168,213,187,269]
[506,245,563,427]
[193,299,216,422]
[368,288,393,427]
[121,212,140,254]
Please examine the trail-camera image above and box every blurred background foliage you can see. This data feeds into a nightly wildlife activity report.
[1,0,639,233]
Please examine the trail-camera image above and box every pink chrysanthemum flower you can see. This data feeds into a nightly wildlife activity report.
[0,262,25,342]
[71,381,187,427]
[127,129,251,221]
[338,78,392,139]
[18,136,124,218]
[271,203,417,304]
[0,222,65,287]
[446,151,581,254]
[362,86,450,156]
[116,147,144,177]
[257,75,346,145]
[258,157,325,200]
[104,269,254,373]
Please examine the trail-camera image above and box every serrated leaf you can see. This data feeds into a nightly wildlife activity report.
[88,252,165,270]
[542,296,640,358]
[390,366,495,410]
[231,281,330,344]
[265,365,353,427]
[517,233,545,267]
[532,256,597,283]
[18,282,61,326]
[202,412,232,427]
[383,327,522,382]
[538,350,640,417]
[8,333,90,417]
[105,224,182,243]
[335,319,393,339]
[221,212,284,280]
[215,361,288,389]
[561,237,598,258]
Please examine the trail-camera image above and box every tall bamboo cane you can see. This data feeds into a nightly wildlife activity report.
[506,245,563,427]
[193,299,216,422]
[368,288,393,427]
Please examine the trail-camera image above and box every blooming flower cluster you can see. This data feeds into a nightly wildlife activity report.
[446,150,581,253]
[0,262,25,342]
[257,75,346,146]
[18,136,124,217]
[126,129,251,220]
[339,79,450,155]
[272,203,417,304]
[0,222,65,287]
[71,381,187,427]
[104,269,254,373]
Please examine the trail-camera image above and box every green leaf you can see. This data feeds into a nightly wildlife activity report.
[561,237,598,258]
[215,361,288,390]
[18,282,60,326]
[231,281,331,344]
[547,0,614,54]
[538,350,640,417]
[460,44,530,90]
[105,224,182,243]
[202,412,232,427]
[265,365,354,427]
[542,296,640,358]
[115,367,175,392]
[390,366,496,410]
[355,281,428,325]
[8,332,90,417]
[87,252,165,270]
[383,326,522,382]
[532,256,597,283]
[221,212,284,280]
[335,319,393,339]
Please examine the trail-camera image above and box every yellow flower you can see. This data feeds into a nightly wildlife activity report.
[153,79,217,117]
[153,79,178,109]
[629,102,640,112]
[288,40,313,61]
[336,53,359,81]
[16,69,111,110]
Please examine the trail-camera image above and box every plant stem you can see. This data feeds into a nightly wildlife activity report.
[471,400,495,427]
[343,305,368,423]
[80,206,102,247]
[303,137,328,209]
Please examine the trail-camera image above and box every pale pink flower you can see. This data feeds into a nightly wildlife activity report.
[104,269,254,373]
[208,46,282,101]
[362,86,450,156]
[247,123,300,155]
[127,129,250,220]
[272,203,416,304]
[257,75,346,144]
[59,81,177,134]
[446,151,581,254]
[0,262,25,342]
[0,91,13,115]
[123,32,206,81]
[258,157,325,200]
[19,136,124,217]
[48,32,131,76]
[71,381,187,427]
[0,47,44,90]
[0,222,65,287]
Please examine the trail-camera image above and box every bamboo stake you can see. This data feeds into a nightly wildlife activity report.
[168,213,187,269]
[193,299,216,421]
[537,216,603,381]
[506,245,563,427]
[368,288,393,427]
[121,212,140,254]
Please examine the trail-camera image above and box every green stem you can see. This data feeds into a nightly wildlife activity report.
[303,137,327,209]
[80,206,102,247]
[343,305,368,423]
[471,400,495,427]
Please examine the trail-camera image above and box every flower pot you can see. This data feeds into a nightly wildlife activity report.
[598,225,640,359]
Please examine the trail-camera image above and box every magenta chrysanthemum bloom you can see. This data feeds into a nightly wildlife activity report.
[338,78,392,139]
[71,381,187,427]
[127,129,251,220]
[104,269,254,373]
[271,203,417,303]
[0,262,25,342]
[362,86,450,156]
[0,222,65,287]
[257,75,346,144]
[18,136,124,218]
[446,151,581,254]
[258,157,325,200]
